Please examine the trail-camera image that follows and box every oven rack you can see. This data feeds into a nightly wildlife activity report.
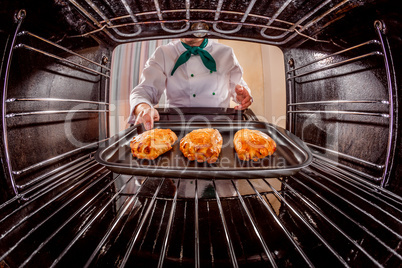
[2,136,107,191]
[286,21,397,189]
[67,0,349,45]
[14,42,109,78]
[0,158,401,267]
[14,28,110,78]
[6,25,110,130]
[307,144,383,178]
[5,97,109,120]
[0,152,102,211]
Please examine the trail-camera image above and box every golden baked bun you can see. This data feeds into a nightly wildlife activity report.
[130,128,178,160]
[233,129,276,161]
[180,128,223,163]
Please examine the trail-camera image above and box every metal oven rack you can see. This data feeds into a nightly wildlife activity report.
[1,174,401,267]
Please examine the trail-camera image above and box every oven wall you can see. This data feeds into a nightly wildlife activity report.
[282,16,402,195]
[0,30,112,202]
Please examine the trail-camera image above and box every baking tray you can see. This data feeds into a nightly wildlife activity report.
[95,121,313,179]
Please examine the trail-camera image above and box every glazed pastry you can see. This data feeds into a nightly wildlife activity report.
[233,129,276,161]
[130,128,178,160]
[180,128,223,163]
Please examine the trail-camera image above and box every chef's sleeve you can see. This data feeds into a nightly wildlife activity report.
[128,47,167,124]
[228,49,252,104]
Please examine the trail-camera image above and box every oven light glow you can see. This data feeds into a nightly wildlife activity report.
[314,52,334,65]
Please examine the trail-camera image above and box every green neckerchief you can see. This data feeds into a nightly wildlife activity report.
[171,39,217,76]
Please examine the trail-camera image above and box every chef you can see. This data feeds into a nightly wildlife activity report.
[128,37,253,130]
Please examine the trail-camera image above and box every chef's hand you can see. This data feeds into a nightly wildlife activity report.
[234,84,253,110]
[134,103,160,130]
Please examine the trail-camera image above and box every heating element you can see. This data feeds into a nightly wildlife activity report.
[0,0,401,267]
[62,0,354,46]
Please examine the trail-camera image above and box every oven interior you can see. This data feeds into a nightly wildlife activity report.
[0,0,401,267]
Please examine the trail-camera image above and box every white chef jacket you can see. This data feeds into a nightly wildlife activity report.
[128,39,251,123]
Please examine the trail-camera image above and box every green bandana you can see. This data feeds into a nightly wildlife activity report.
[171,39,217,76]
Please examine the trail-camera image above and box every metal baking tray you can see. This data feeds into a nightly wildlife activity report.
[95,121,313,179]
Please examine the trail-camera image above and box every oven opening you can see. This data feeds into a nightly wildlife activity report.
[108,39,287,136]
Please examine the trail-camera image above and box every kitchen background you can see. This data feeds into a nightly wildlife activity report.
[109,39,286,136]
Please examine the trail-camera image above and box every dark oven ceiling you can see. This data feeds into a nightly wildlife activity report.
[2,0,395,50]
[63,0,366,47]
